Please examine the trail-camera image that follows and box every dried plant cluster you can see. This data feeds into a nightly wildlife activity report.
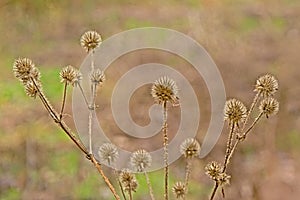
[13,30,279,200]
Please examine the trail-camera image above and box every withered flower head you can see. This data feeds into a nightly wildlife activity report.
[259,97,279,118]
[119,169,138,192]
[60,65,82,86]
[151,76,179,105]
[90,69,105,86]
[255,74,279,97]
[130,149,152,172]
[172,181,186,199]
[217,172,231,186]
[24,80,40,98]
[180,138,201,159]
[80,30,102,52]
[224,98,247,126]
[98,143,119,165]
[205,161,222,181]
[13,58,40,84]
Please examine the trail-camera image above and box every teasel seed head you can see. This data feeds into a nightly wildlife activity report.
[13,58,40,84]
[254,74,279,97]
[205,161,222,181]
[130,149,152,172]
[217,172,231,186]
[259,97,279,118]
[172,181,186,199]
[224,98,247,126]
[60,65,82,86]
[24,80,40,98]
[98,143,119,165]
[80,30,102,52]
[180,138,201,159]
[119,169,138,192]
[90,69,105,86]
[151,76,179,105]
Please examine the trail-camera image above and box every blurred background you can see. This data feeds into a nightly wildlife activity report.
[1,0,300,199]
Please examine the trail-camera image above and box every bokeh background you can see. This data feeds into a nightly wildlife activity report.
[1,0,300,199]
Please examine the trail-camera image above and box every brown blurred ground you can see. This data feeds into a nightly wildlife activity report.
[0,0,300,199]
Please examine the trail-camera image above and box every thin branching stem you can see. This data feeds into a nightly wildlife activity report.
[78,82,89,107]
[242,111,264,139]
[128,186,133,200]
[30,77,120,200]
[162,101,169,200]
[59,82,68,120]
[88,50,98,154]
[223,123,235,173]
[209,182,219,200]
[241,92,260,131]
[90,156,120,200]
[227,111,264,162]
[110,161,127,200]
[116,172,127,200]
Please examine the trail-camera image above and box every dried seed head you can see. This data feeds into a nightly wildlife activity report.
[13,58,40,84]
[24,80,40,98]
[259,97,279,118]
[119,169,138,192]
[130,149,152,172]
[205,161,222,181]
[172,182,186,199]
[60,65,81,86]
[90,69,105,86]
[217,172,231,186]
[98,143,119,165]
[255,74,279,97]
[80,30,102,52]
[151,76,179,105]
[180,138,201,159]
[224,98,247,126]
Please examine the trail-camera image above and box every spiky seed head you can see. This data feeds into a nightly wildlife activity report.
[119,169,138,192]
[60,65,81,86]
[98,143,119,165]
[224,98,247,126]
[130,149,152,172]
[217,172,231,186]
[172,182,186,199]
[259,97,279,118]
[205,161,222,181]
[151,76,179,105]
[80,30,102,52]
[180,138,201,159]
[254,74,279,97]
[13,58,40,84]
[90,69,105,86]
[24,80,40,98]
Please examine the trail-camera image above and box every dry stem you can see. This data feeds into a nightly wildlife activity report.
[144,172,155,200]
[162,101,169,200]
[59,82,68,120]
[30,77,120,200]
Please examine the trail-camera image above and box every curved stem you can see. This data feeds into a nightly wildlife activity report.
[243,111,264,139]
[30,78,120,200]
[209,182,219,200]
[241,92,260,131]
[59,82,68,120]
[78,82,89,107]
